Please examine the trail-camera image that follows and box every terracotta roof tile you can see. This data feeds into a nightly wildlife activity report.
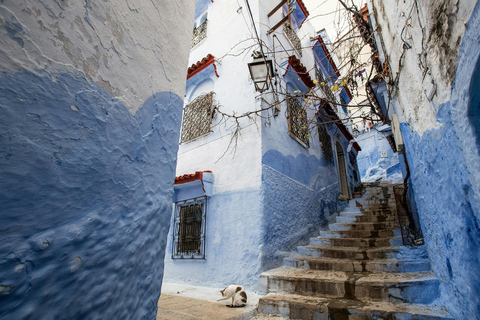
[175,170,213,185]
[187,54,219,80]
[286,55,315,88]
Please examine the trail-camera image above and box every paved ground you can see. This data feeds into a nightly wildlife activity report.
[157,283,281,320]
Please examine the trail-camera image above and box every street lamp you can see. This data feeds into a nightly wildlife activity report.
[248,51,274,93]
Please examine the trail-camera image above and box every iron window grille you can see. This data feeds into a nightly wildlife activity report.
[181,92,214,143]
[284,22,302,56]
[287,96,309,147]
[172,196,207,259]
[191,19,208,48]
[318,124,334,163]
[316,68,337,104]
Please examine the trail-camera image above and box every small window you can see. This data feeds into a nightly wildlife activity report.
[287,96,309,147]
[172,197,206,259]
[192,12,208,49]
[181,92,214,143]
[282,0,309,29]
[318,123,334,163]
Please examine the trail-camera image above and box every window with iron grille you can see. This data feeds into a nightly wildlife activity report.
[284,22,302,56]
[287,96,309,147]
[318,124,334,163]
[191,18,208,48]
[181,92,214,143]
[316,68,337,104]
[172,197,206,259]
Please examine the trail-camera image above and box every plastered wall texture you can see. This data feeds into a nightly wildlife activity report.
[378,2,480,319]
[371,0,476,134]
[165,0,348,292]
[164,189,264,289]
[0,1,194,319]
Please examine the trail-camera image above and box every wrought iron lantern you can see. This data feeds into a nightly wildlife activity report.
[248,51,274,93]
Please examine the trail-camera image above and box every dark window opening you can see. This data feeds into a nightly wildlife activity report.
[172,197,206,259]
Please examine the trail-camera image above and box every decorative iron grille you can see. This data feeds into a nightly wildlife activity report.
[318,124,333,163]
[284,23,302,56]
[181,92,214,143]
[172,197,206,259]
[287,96,309,147]
[393,184,423,246]
[191,19,208,48]
[316,68,337,103]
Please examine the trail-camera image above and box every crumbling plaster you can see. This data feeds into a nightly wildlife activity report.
[370,0,476,135]
[0,0,193,113]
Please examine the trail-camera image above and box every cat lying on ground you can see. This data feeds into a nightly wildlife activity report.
[217,285,247,307]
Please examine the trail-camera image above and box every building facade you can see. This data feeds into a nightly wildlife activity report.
[0,1,194,319]
[366,0,480,318]
[163,0,361,290]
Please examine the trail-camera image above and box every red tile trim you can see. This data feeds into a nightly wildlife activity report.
[175,170,213,185]
[315,36,341,78]
[284,55,315,88]
[187,54,219,80]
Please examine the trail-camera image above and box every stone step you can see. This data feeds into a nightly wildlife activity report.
[297,245,428,260]
[284,256,431,273]
[310,236,403,247]
[258,294,453,320]
[259,267,439,304]
[329,221,398,232]
[319,229,401,239]
[339,209,394,217]
[335,214,396,223]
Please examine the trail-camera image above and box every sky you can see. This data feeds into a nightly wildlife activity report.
[303,0,366,42]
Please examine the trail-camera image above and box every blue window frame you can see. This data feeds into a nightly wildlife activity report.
[283,0,309,29]
[340,88,351,113]
[313,43,338,86]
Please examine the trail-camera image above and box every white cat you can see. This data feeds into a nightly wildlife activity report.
[217,284,247,307]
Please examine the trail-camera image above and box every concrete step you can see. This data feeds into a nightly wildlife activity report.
[335,214,396,223]
[258,294,453,320]
[284,256,431,273]
[296,245,428,260]
[329,221,398,231]
[310,236,403,247]
[259,267,439,304]
[319,229,401,239]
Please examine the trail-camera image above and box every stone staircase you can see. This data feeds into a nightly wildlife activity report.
[257,183,452,319]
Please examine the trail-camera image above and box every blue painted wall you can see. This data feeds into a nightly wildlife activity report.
[0,69,182,319]
[261,163,338,270]
[401,106,480,319]
[260,119,342,270]
[164,188,263,290]
[356,129,402,183]
[397,4,480,318]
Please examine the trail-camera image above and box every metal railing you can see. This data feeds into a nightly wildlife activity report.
[393,183,423,246]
